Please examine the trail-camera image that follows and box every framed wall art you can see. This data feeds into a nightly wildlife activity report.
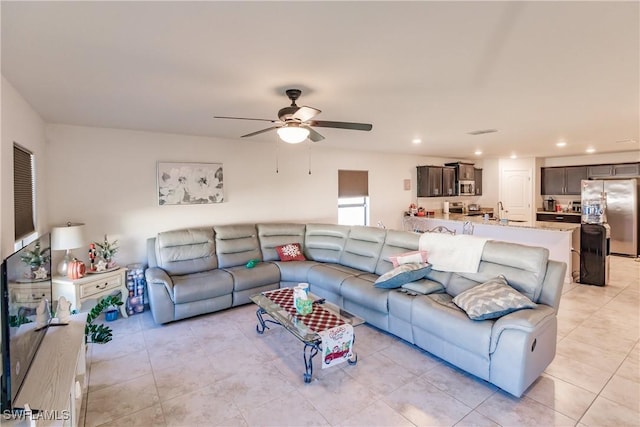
[157,162,224,205]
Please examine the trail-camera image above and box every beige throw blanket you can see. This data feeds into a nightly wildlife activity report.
[418,232,489,273]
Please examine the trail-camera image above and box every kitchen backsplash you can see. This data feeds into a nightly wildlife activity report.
[540,195,581,211]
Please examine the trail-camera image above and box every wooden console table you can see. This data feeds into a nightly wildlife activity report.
[52,268,128,318]
[11,313,87,426]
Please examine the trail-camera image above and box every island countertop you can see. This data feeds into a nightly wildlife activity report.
[403,214,578,283]
[405,213,580,232]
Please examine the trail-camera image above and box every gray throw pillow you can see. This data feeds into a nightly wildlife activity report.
[374,263,432,289]
[452,275,536,320]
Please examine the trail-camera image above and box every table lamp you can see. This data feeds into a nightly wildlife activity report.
[51,222,86,276]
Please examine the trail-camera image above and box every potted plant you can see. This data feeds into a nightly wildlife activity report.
[19,240,50,279]
[85,294,123,344]
[94,235,119,269]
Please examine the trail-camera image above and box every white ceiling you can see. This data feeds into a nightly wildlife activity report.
[2,1,638,159]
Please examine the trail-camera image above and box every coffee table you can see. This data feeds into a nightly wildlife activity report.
[250,287,364,383]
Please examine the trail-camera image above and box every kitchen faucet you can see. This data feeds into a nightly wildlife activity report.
[498,201,504,218]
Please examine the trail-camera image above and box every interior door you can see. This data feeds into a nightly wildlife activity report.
[501,169,532,223]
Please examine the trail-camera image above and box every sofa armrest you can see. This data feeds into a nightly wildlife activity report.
[490,304,556,353]
[145,266,174,295]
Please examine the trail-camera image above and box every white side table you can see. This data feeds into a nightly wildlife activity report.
[52,267,128,318]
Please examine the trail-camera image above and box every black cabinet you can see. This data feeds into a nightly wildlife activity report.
[565,166,588,194]
[444,162,475,181]
[536,213,581,223]
[442,167,456,196]
[474,168,483,195]
[588,162,640,178]
[587,164,613,178]
[541,168,566,195]
[541,166,587,195]
[459,163,475,180]
[417,166,443,197]
[613,163,640,176]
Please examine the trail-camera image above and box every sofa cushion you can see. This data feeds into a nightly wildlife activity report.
[412,293,495,359]
[275,243,306,261]
[374,263,432,289]
[341,274,390,314]
[339,225,387,273]
[457,241,549,302]
[257,223,306,261]
[304,224,350,263]
[274,260,319,283]
[171,269,233,304]
[155,228,217,276]
[307,263,360,295]
[401,279,445,295]
[222,262,280,292]
[215,224,262,268]
[452,275,537,321]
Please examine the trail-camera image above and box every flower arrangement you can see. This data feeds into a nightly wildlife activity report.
[94,235,119,268]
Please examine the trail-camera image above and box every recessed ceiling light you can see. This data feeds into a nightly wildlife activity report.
[474,150,482,155]
[510,154,517,159]
[412,138,422,144]
[556,141,567,147]
[586,148,596,154]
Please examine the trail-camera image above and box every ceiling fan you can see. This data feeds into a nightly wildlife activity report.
[214,89,373,144]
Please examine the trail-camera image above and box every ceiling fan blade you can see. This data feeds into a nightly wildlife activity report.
[292,106,321,123]
[214,115,277,123]
[308,120,373,131]
[241,126,280,138]
[307,127,325,142]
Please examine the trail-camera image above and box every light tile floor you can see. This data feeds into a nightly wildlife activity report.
[83,256,639,426]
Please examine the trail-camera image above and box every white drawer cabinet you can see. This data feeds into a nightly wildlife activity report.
[53,268,128,318]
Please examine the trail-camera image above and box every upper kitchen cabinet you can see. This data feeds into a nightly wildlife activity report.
[588,163,640,178]
[445,162,475,181]
[417,165,444,197]
[442,167,456,196]
[474,168,483,195]
[613,163,640,176]
[541,166,587,195]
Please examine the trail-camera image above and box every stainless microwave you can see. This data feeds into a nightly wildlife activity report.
[458,180,475,196]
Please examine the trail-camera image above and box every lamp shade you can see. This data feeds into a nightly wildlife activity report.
[51,223,86,251]
[277,125,309,144]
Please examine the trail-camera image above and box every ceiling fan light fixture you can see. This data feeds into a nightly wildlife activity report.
[277,124,309,144]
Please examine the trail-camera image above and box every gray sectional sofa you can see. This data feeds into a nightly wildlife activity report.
[145,223,566,397]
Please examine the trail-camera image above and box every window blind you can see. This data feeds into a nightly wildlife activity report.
[338,170,369,197]
[14,144,35,240]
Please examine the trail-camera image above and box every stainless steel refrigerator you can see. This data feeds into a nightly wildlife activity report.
[581,179,639,256]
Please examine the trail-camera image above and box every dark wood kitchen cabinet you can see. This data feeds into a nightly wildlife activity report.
[417,166,443,197]
[541,166,587,195]
[474,168,483,195]
[588,162,640,178]
[442,167,456,196]
[444,162,475,181]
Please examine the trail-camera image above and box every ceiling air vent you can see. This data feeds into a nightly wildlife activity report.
[467,129,498,136]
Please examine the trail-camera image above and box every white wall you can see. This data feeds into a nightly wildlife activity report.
[45,124,462,266]
[1,76,48,259]
[542,151,640,167]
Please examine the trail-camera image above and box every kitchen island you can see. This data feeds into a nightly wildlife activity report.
[403,214,577,283]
